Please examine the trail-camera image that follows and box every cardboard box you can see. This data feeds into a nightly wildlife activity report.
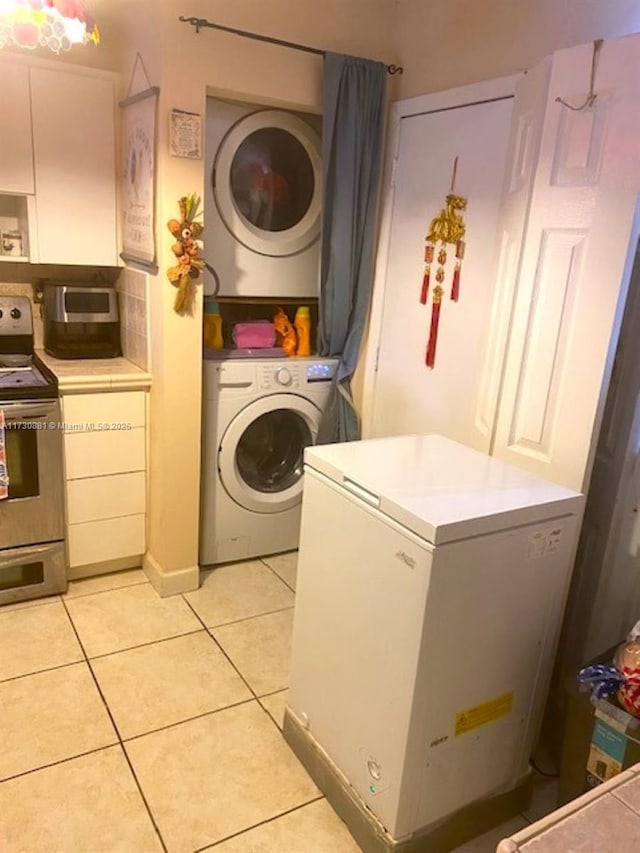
[560,655,640,804]
[584,698,640,788]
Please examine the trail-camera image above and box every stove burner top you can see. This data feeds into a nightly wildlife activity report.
[0,362,49,390]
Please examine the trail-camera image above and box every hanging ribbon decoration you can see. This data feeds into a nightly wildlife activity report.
[420,157,468,368]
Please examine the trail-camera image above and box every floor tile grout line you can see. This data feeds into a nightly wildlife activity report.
[255,696,289,738]
[612,791,640,817]
[0,742,120,785]
[257,686,289,700]
[0,656,85,685]
[63,579,149,601]
[87,628,205,661]
[121,697,257,744]
[194,794,324,851]
[181,596,261,700]
[203,604,296,632]
[259,557,297,594]
[60,597,169,853]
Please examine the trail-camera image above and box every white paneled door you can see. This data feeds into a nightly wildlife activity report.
[365,81,515,448]
[490,38,640,493]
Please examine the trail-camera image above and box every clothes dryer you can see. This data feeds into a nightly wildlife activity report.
[200,357,337,565]
[203,98,322,298]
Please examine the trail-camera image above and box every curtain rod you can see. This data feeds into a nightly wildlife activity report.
[178,16,404,75]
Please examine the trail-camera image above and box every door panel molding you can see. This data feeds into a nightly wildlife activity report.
[507,229,586,458]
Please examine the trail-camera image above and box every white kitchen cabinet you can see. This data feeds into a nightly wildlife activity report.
[30,66,118,266]
[61,390,147,571]
[0,61,34,195]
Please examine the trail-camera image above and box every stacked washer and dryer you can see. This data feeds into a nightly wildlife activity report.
[199,98,337,565]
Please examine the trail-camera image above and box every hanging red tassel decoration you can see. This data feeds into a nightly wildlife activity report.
[451,264,460,302]
[420,243,434,304]
[426,285,444,368]
[451,239,465,301]
[418,157,468,370]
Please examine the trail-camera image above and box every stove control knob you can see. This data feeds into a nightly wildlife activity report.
[10,308,21,320]
[0,309,3,319]
[275,367,292,386]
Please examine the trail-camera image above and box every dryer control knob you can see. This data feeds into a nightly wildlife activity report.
[276,367,293,386]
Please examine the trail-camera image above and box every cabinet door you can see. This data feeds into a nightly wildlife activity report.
[0,61,34,194]
[30,67,118,265]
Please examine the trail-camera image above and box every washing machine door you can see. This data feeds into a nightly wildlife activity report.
[213,110,322,258]
[219,394,322,514]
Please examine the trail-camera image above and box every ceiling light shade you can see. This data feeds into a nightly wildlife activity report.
[0,0,99,54]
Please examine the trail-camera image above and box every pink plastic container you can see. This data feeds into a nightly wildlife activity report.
[232,321,276,349]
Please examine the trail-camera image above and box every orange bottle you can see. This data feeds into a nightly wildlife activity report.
[294,306,311,356]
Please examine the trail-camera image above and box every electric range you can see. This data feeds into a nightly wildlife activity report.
[0,295,66,606]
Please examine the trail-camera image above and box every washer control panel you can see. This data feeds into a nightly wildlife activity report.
[259,360,337,392]
[260,363,300,391]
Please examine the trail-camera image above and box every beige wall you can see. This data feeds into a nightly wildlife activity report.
[396,0,640,97]
[110,0,398,592]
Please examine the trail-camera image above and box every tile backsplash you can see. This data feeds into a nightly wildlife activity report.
[116,268,149,371]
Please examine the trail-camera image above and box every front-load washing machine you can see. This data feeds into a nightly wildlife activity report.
[203,98,322,299]
[200,357,337,565]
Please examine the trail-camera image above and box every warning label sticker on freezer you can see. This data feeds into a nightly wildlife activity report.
[454,691,514,736]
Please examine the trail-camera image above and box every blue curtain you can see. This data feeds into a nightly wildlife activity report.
[319,53,387,443]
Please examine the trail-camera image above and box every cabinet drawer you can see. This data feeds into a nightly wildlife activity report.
[62,391,145,432]
[64,428,145,480]
[67,472,145,525]
[68,514,145,568]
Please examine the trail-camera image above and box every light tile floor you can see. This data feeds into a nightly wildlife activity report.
[0,552,559,852]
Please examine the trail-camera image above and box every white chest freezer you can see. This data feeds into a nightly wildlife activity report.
[286,435,583,845]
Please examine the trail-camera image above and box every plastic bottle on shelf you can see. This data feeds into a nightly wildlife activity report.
[294,306,312,356]
[203,299,224,350]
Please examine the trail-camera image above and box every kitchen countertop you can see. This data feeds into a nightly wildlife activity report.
[37,350,152,392]
[498,763,640,851]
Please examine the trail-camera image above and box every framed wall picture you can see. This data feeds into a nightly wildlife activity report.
[119,86,159,272]
[170,108,202,159]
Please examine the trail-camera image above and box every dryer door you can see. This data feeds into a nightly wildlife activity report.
[219,394,322,513]
[213,110,322,257]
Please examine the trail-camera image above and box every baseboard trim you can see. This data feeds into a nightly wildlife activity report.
[143,552,199,597]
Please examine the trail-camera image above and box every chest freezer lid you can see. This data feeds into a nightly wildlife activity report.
[304,435,583,545]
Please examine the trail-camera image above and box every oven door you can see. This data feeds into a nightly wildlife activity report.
[0,400,64,550]
[0,541,66,605]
